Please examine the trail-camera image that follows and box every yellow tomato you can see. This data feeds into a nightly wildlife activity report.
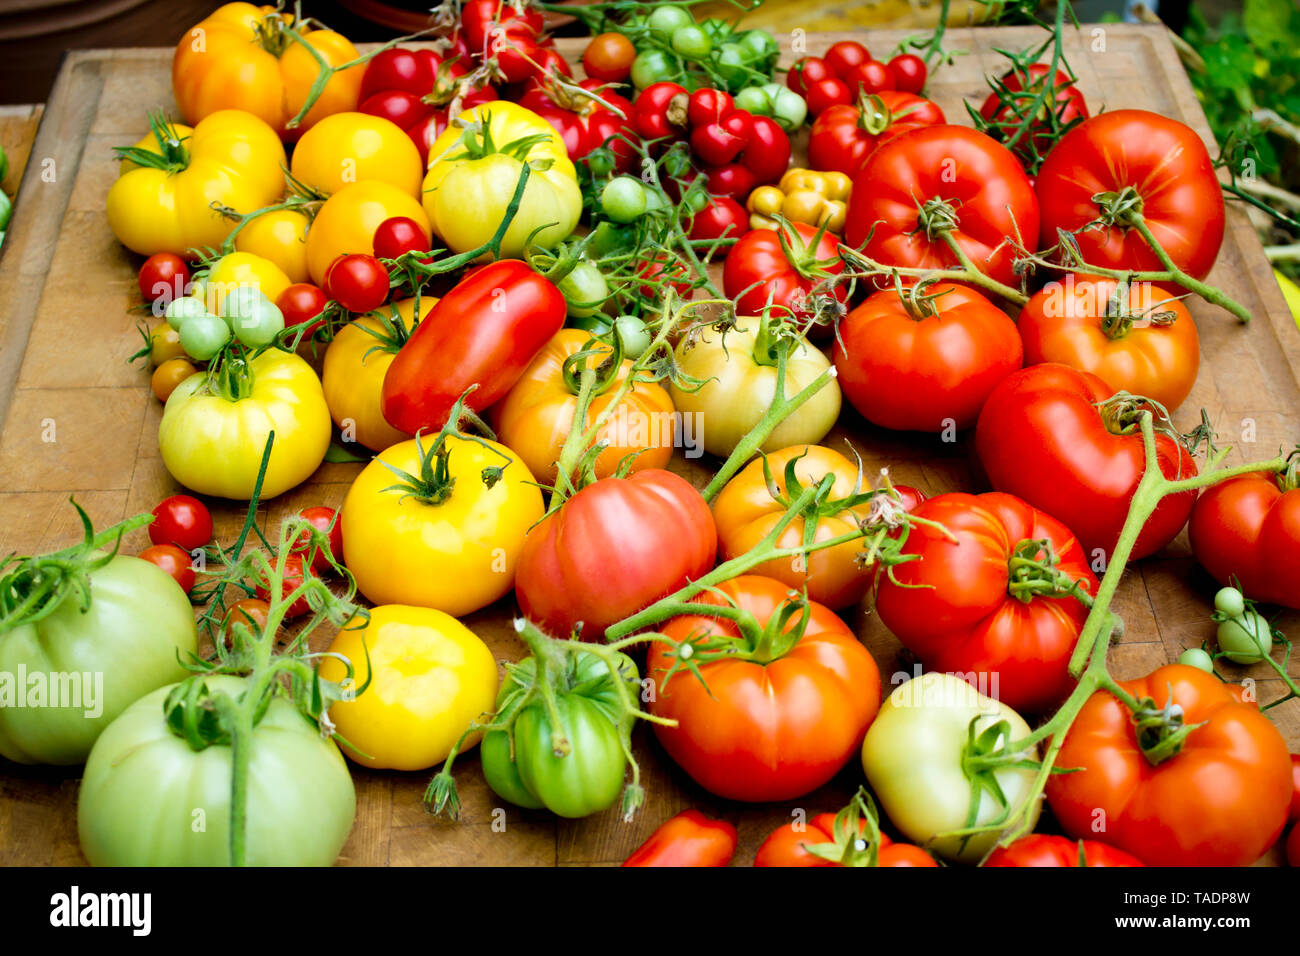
[172,2,363,140]
[747,185,785,216]
[1276,269,1300,332]
[305,181,431,285]
[779,168,827,195]
[781,189,826,225]
[320,606,498,771]
[821,171,853,202]
[106,110,286,256]
[200,251,292,315]
[234,208,311,284]
[494,329,676,485]
[341,431,543,614]
[159,350,331,499]
[819,199,847,233]
[290,112,423,199]
[322,296,433,452]
[144,323,186,367]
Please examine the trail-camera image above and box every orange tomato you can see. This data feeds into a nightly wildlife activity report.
[290,112,423,199]
[1018,274,1200,411]
[233,208,311,284]
[304,181,430,286]
[172,2,363,140]
[493,329,676,486]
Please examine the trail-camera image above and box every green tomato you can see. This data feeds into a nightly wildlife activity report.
[568,313,614,336]
[231,296,285,348]
[715,43,751,91]
[601,175,648,223]
[165,295,209,331]
[221,285,267,328]
[671,25,712,59]
[631,49,680,90]
[585,147,616,177]
[737,29,779,67]
[1216,610,1272,665]
[759,82,807,131]
[586,220,635,258]
[0,190,10,233]
[0,554,197,765]
[700,17,733,43]
[861,672,1041,863]
[647,5,694,41]
[179,311,232,361]
[78,675,355,865]
[1178,647,1215,673]
[0,144,8,183]
[1213,586,1246,619]
[642,184,669,216]
[659,143,694,180]
[557,261,610,319]
[613,315,652,359]
[734,85,773,116]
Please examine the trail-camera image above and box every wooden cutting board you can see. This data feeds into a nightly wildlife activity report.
[0,24,1296,867]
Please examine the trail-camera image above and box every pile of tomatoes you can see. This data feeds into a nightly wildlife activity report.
[7,0,1297,872]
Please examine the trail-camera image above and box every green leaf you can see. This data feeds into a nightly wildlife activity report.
[1243,0,1299,53]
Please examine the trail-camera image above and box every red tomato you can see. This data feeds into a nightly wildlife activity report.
[359,89,431,132]
[621,810,737,867]
[691,119,746,166]
[276,283,328,333]
[632,81,688,141]
[1036,110,1225,281]
[833,281,1022,432]
[360,48,440,101]
[138,544,196,594]
[1187,462,1300,608]
[290,505,344,573]
[520,79,635,169]
[1290,754,1300,824]
[514,469,717,641]
[804,77,853,116]
[648,575,882,802]
[686,88,734,127]
[808,91,945,178]
[979,63,1087,161]
[583,32,636,83]
[138,253,191,305]
[975,363,1197,561]
[1289,824,1300,868]
[255,552,313,619]
[373,216,432,260]
[738,115,791,186]
[983,834,1145,867]
[842,60,893,95]
[786,57,834,97]
[382,260,566,434]
[844,125,1039,290]
[491,29,544,84]
[705,162,757,199]
[687,196,747,253]
[874,491,1098,714]
[1046,664,1292,866]
[325,254,390,313]
[755,813,937,867]
[723,221,845,332]
[824,41,871,80]
[148,494,213,552]
[461,0,543,54]
[887,54,927,94]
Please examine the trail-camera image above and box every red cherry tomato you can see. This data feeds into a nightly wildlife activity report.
[824,41,871,80]
[705,163,757,199]
[276,283,329,334]
[633,82,689,140]
[984,834,1145,867]
[583,32,637,84]
[360,48,440,101]
[139,253,192,305]
[687,88,734,127]
[291,506,345,573]
[359,89,432,131]
[325,254,391,313]
[489,26,543,83]
[786,56,833,96]
[740,115,792,185]
[844,60,894,95]
[688,196,747,253]
[887,53,927,94]
[255,552,313,619]
[139,544,196,594]
[691,121,746,166]
[373,216,432,260]
[804,77,853,116]
[149,494,213,552]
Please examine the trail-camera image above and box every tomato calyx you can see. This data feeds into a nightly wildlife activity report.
[958,716,1042,844]
[354,300,415,359]
[1127,690,1207,766]
[893,274,952,322]
[113,111,190,174]
[559,332,625,398]
[772,214,841,283]
[915,195,961,241]
[447,110,554,165]
[1090,185,1146,231]
[800,787,892,867]
[1006,537,1094,606]
[1098,281,1184,340]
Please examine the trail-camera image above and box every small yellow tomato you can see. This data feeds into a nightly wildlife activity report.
[151,358,198,402]
[819,199,848,233]
[201,251,292,315]
[781,189,826,225]
[750,213,780,231]
[779,168,826,195]
[821,171,853,202]
[320,605,499,771]
[290,112,423,199]
[234,208,311,284]
[747,185,785,217]
[145,323,186,367]
[305,180,431,285]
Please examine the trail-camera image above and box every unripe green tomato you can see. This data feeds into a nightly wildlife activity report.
[179,311,231,361]
[1178,647,1215,673]
[1216,610,1272,665]
[586,147,615,177]
[613,315,651,359]
[760,82,807,131]
[647,5,693,41]
[232,297,285,348]
[715,44,750,90]
[737,29,779,67]
[735,86,773,116]
[558,261,610,319]
[1213,586,1246,619]
[601,176,648,223]
[165,296,208,331]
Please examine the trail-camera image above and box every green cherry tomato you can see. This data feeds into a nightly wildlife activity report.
[0,190,11,233]
[232,296,286,347]
[671,25,713,59]
[165,296,209,331]
[585,147,616,177]
[700,18,733,43]
[648,5,694,41]
[738,30,779,67]
[760,82,808,131]
[1178,647,1215,673]
[735,86,773,116]
[557,261,610,319]
[642,184,669,216]
[179,311,232,361]
[601,175,648,223]
[1213,586,1246,619]
[715,44,751,91]
[1217,610,1272,665]
[586,220,634,257]
[613,315,651,359]
[631,49,680,90]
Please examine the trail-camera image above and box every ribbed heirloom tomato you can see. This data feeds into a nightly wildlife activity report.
[983,835,1145,867]
[622,810,738,867]
[647,575,882,802]
[290,111,423,198]
[1046,664,1292,866]
[808,92,945,177]
[723,221,845,330]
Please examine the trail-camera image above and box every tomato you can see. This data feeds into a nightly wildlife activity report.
[359,47,439,101]
[319,606,498,771]
[875,492,1098,714]
[173,3,363,139]
[220,598,272,649]
[1289,824,1300,868]
[712,445,919,609]
[704,162,757,199]
[979,63,1087,161]
[149,494,212,552]
[887,54,927,94]
[845,125,1039,290]
[688,196,747,253]
[290,505,344,573]
[834,281,1021,432]
[107,110,286,257]
[515,469,717,641]
[78,676,354,865]
[1291,753,1300,823]
[138,253,191,305]
[324,253,390,313]
[1187,461,1300,608]
[975,363,1197,560]
[1018,274,1199,411]
[151,359,198,402]
[494,329,675,485]
[755,812,937,867]
[159,350,332,500]
[254,552,313,619]
[1036,110,1224,281]
[305,180,431,286]
[340,430,543,616]
[824,41,871,79]
[276,282,328,332]
[983,834,1145,867]
[622,810,738,867]
[373,216,432,260]
[648,575,881,802]
[290,111,423,198]
[141,323,186,367]
[723,221,845,331]
[1046,664,1292,866]
[518,80,636,171]
[668,320,841,458]
[233,208,311,285]
[737,115,791,186]
[199,251,292,318]
[423,102,582,258]
[382,260,565,435]
[461,0,543,55]
[802,77,852,116]
[862,672,1041,862]
[631,81,688,140]
[808,92,945,177]
[786,56,834,97]
[0,551,198,765]
[843,60,893,96]
[481,649,636,818]
[137,544,197,594]
[584,32,637,83]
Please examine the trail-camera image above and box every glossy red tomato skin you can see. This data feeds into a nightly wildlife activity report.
[833,282,1022,432]
[255,552,313,619]
[845,125,1039,289]
[138,544,196,594]
[754,813,939,867]
[1046,664,1292,867]
[979,64,1087,159]
[373,216,432,260]
[382,260,566,434]
[887,54,927,94]
[514,470,718,642]
[1036,110,1225,281]
[824,41,871,79]
[1188,471,1300,609]
[291,505,344,573]
[804,78,853,116]
[723,221,845,326]
[687,88,734,127]
[461,0,543,54]
[809,92,945,178]
[975,363,1197,561]
[786,56,834,96]
[705,163,757,200]
[360,48,440,101]
[648,575,882,803]
[325,254,390,313]
[621,810,738,867]
[843,60,893,95]
[874,492,1098,714]
[518,80,635,169]
[740,116,791,185]
[359,90,431,132]
[149,494,213,552]
[632,82,688,141]
[139,253,191,304]
[983,834,1145,867]
[276,283,328,334]
[688,196,747,252]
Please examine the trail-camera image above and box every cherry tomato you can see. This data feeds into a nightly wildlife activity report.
[786,56,833,96]
[824,41,871,80]
[138,253,191,306]
[139,544,196,594]
[691,120,746,166]
[887,54,927,94]
[687,88,734,127]
[151,358,198,402]
[290,505,345,573]
[805,78,853,116]
[276,283,329,332]
[844,60,894,95]
[255,552,313,619]
[360,48,440,101]
[584,32,637,83]
[149,494,213,552]
[373,216,432,260]
[220,598,273,650]
[688,196,747,254]
[705,162,757,199]
[325,254,390,313]
[632,81,688,140]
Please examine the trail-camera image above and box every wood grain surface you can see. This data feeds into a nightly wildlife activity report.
[0,24,1297,867]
